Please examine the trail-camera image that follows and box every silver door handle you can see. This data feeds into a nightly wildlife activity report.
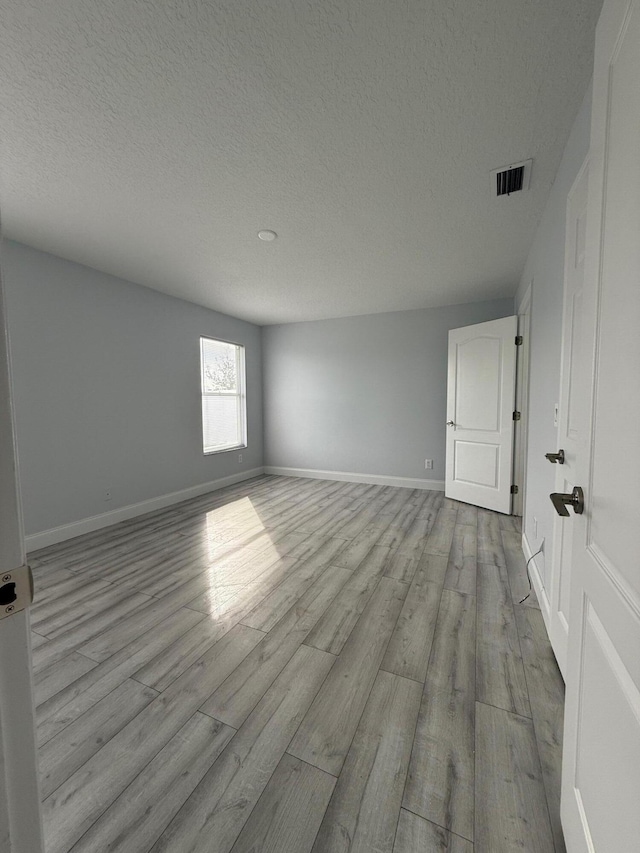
[545,449,565,464]
[550,486,584,517]
[446,421,455,426]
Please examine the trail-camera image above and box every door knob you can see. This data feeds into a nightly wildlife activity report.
[545,449,565,464]
[550,486,584,517]
[446,421,455,426]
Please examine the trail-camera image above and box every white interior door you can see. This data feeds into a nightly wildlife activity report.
[547,159,589,678]
[0,242,44,850]
[445,316,517,514]
[561,0,640,850]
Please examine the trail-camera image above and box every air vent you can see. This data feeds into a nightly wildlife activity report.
[491,159,532,197]
[497,166,524,195]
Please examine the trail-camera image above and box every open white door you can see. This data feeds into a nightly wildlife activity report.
[445,316,517,514]
[560,0,640,849]
[0,243,44,851]
[547,158,589,678]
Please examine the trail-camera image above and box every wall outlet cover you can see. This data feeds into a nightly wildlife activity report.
[424,459,433,470]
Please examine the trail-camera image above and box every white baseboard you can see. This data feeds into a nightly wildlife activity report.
[26,467,265,551]
[265,465,445,492]
[522,531,551,629]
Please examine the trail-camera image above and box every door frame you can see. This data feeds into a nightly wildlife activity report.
[513,282,532,517]
[0,236,44,853]
[548,155,589,677]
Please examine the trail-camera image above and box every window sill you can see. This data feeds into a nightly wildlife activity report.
[203,444,248,457]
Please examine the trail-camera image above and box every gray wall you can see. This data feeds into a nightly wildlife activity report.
[516,84,592,586]
[263,299,514,482]
[3,241,263,536]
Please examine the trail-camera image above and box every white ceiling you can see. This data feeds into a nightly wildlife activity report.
[0,0,601,325]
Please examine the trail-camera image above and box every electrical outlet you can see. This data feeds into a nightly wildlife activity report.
[238,453,243,463]
[533,516,538,539]
[424,459,433,470]
[104,490,112,502]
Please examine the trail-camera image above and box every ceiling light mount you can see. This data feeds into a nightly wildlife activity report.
[257,230,277,241]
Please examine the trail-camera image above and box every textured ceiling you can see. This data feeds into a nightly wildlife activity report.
[0,0,601,325]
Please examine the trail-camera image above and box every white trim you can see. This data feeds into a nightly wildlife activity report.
[522,531,552,630]
[515,279,532,316]
[1,229,44,849]
[265,466,445,492]
[25,467,265,551]
[513,282,532,518]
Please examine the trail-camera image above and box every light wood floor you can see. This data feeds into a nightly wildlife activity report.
[28,475,566,853]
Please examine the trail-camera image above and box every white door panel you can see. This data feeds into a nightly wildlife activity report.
[455,336,502,429]
[574,594,640,853]
[445,316,517,513]
[561,0,640,850]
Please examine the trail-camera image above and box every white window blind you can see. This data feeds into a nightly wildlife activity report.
[200,337,246,454]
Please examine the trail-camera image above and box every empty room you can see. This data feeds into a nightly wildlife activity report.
[1,1,638,852]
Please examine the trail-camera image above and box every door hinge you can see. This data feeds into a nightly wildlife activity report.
[515,335,523,346]
[510,484,519,495]
[513,411,521,421]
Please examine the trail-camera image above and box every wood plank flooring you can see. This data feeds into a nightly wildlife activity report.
[28,475,566,853]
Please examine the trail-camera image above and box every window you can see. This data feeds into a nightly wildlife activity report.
[200,337,247,454]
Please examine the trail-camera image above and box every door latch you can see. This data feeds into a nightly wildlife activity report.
[550,486,584,517]
[545,449,565,464]
[0,565,34,619]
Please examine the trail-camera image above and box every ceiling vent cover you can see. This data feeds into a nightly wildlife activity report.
[491,159,532,197]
